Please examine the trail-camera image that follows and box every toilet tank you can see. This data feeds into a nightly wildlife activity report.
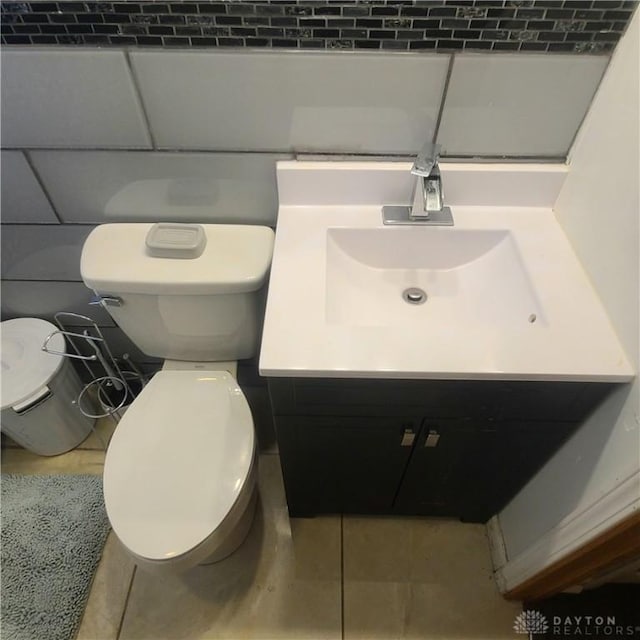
[80,224,274,361]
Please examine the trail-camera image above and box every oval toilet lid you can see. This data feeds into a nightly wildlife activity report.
[103,370,254,561]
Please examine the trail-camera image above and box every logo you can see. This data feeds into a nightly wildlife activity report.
[514,610,550,636]
[513,610,640,638]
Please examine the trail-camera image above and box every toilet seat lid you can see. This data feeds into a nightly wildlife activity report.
[103,370,254,561]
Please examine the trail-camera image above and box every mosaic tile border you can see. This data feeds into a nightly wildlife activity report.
[1,1,637,53]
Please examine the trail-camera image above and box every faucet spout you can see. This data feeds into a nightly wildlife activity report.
[381,140,453,226]
[411,166,444,219]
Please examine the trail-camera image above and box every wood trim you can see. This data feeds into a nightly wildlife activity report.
[505,511,640,602]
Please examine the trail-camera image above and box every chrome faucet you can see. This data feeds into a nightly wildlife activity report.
[411,142,444,218]
[383,141,453,226]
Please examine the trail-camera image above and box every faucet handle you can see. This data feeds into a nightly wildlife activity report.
[411,141,441,177]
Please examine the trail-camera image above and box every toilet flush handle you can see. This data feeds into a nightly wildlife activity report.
[90,295,123,308]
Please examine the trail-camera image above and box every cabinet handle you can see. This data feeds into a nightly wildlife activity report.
[425,430,440,447]
[400,428,415,447]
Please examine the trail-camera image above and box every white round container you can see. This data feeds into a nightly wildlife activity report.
[1,318,94,456]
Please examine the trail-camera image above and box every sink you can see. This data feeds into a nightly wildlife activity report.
[326,227,545,328]
[259,160,633,381]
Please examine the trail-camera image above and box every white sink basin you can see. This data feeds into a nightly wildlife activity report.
[326,227,545,328]
[259,160,633,381]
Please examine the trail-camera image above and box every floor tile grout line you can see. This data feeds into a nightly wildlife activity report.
[341,513,345,640]
[116,565,137,640]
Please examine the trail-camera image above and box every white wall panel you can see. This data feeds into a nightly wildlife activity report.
[129,51,449,153]
[1,49,151,149]
[1,281,114,326]
[30,151,288,224]
[438,54,608,157]
[1,225,94,281]
[0,151,58,223]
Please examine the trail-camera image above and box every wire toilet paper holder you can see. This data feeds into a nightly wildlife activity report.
[41,312,148,445]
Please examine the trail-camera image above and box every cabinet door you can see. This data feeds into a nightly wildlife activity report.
[274,415,420,516]
[393,418,477,518]
[465,420,579,522]
[394,419,579,523]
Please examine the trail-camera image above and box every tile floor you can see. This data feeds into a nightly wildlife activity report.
[1,417,522,640]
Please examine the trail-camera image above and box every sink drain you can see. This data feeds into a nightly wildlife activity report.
[403,287,427,305]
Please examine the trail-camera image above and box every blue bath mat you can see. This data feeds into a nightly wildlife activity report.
[1,474,111,640]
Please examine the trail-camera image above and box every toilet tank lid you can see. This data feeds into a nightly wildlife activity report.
[80,223,275,295]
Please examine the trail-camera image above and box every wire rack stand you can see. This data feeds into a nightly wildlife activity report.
[41,312,148,449]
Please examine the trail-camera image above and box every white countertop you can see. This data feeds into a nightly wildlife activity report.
[259,162,634,382]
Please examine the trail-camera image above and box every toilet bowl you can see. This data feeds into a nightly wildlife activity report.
[104,366,257,573]
[80,223,275,572]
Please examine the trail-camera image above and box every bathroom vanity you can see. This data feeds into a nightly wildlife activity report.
[267,377,614,522]
[259,161,634,524]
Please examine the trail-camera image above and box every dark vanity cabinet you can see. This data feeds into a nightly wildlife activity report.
[268,378,615,523]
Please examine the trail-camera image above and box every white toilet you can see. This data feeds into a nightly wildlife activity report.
[80,222,274,572]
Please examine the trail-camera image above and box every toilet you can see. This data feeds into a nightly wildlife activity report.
[80,222,274,572]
